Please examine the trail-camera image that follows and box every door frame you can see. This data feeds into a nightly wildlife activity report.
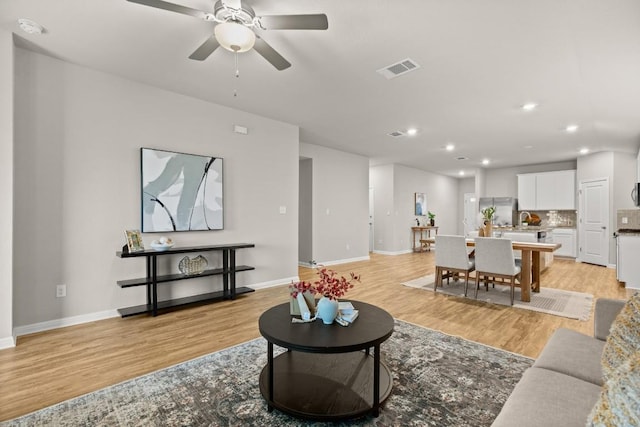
[578,177,610,266]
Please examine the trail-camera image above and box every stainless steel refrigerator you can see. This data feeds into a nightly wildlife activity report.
[479,197,518,226]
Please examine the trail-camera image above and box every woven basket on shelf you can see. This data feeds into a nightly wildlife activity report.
[178,255,208,275]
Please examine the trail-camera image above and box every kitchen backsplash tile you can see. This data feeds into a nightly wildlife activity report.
[519,210,577,227]
[617,209,640,230]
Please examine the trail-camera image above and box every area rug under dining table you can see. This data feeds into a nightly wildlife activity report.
[402,274,593,320]
[1,320,532,427]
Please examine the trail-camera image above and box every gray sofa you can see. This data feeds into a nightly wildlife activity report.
[491,298,626,427]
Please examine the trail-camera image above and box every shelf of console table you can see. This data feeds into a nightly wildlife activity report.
[116,243,255,317]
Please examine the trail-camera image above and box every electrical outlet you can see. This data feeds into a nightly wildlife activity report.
[622,217,629,224]
[56,284,66,298]
[346,243,350,250]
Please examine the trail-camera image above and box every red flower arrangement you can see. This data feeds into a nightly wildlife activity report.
[289,267,361,301]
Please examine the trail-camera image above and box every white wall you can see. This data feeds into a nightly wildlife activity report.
[370,164,458,253]
[13,48,300,327]
[0,30,14,348]
[299,143,369,265]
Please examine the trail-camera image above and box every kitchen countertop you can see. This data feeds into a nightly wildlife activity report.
[615,229,640,236]
[494,225,576,231]
[494,226,551,232]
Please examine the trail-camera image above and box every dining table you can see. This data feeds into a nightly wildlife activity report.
[420,237,561,302]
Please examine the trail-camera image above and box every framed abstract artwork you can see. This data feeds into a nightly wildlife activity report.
[415,192,426,216]
[141,147,223,232]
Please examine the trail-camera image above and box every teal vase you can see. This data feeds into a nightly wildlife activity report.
[316,296,339,324]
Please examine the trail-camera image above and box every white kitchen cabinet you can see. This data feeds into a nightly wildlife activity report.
[552,228,576,258]
[517,170,576,210]
[617,234,640,289]
[517,174,536,210]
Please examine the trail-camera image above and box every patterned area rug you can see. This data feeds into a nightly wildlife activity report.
[402,274,593,321]
[2,320,532,427]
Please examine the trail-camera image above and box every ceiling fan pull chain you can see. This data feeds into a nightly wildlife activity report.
[233,51,239,97]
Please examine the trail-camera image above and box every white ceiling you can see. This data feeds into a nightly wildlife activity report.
[3,0,640,177]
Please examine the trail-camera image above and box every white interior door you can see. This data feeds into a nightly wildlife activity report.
[579,178,609,266]
[463,193,477,236]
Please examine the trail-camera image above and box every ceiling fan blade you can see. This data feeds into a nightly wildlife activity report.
[127,0,209,20]
[253,36,291,70]
[259,14,328,30]
[189,33,220,61]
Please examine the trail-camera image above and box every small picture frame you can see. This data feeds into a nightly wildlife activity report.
[125,229,145,252]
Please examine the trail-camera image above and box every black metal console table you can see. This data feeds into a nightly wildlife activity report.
[116,243,255,317]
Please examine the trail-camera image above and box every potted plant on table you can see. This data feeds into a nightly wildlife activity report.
[289,267,360,324]
[427,211,436,226]
[481,206,496,237]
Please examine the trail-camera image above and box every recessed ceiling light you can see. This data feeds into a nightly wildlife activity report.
[565,124,579,133]
[406,128,417,136]
[459,170,465,176]
[522,102,538,111]
[524,145,533,149]
[482,159,490,165]
[445,143,455,151]
[580,148,590,155]
[18,18,44,35]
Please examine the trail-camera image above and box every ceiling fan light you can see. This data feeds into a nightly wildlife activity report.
[215,21,256,53]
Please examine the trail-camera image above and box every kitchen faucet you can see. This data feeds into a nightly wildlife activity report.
[520,211,531,226]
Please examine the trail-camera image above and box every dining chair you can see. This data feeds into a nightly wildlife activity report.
[474,237,521,305]
[434,235,476,296]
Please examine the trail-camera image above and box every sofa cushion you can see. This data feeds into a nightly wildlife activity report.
[491,367,601,427]
[587,352,640,426]
[601,291,640,381]
[532,328,605,386]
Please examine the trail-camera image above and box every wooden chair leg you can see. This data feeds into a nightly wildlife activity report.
[475,273,481,299]
[434,267,440,291]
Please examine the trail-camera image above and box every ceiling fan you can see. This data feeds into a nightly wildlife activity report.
[127,0,328,70]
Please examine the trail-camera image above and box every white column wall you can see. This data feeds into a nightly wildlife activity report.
[0,30,14,348]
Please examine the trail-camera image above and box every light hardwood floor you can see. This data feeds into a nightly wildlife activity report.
[0,252,629,421]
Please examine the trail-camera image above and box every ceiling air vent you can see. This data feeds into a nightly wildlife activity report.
[388,131,405,137]
[377,58,421,80]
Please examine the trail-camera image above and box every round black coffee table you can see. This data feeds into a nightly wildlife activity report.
[258,300,394,420]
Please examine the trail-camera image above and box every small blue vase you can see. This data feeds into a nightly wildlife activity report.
[316,296,339,324]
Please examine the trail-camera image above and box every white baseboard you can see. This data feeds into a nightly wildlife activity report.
[13,309,119,338]
[248,276,299,290]
[0,335,15,350]
[314,255,371,266]
[298,261,316,268]
[372,249,413,256]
